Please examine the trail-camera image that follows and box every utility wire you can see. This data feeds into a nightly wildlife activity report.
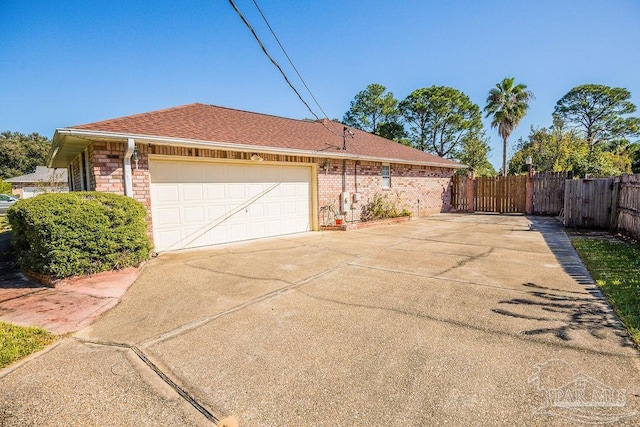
[226,0,344,141]
[250,0,332,122]
[226,0,320,121]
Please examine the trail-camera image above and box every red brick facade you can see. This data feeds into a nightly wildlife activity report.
[317,159,453,223]
[71,141,453,239]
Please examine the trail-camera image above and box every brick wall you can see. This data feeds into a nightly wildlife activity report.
[89,141,153,237]
[81,141,454,237]
[317,159,453,224]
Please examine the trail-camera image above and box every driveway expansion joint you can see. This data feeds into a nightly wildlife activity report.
[139,257,360,347]
[74,337,219,425]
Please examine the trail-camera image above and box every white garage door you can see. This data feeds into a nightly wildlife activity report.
[149,159,312,251]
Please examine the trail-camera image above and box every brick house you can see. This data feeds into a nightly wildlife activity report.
[5,166,69,198]
[47,103,464,251]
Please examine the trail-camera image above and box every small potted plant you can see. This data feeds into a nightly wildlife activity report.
[334,214,344,226]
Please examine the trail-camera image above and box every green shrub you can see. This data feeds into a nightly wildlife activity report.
[7,192,151,278]
[361,192,411,221]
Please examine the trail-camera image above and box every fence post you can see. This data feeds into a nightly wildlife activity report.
[466,172,475,213]
[525,168,534,215]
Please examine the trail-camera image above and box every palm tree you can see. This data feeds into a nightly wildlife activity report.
[484,77,533,176]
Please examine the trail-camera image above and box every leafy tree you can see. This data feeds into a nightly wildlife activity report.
[484,77,534,176]
[343,83,400,137]
[508,126,585,175]
[0,131,51,179]
[375,121,407,143]
[456,132,496,176]
[508,125,632,177]
[399,86,483,158]
[631,143,640,173]
[553,84,640,151]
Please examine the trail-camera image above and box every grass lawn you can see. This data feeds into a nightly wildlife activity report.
[0,321,56,369]
[573,237,640,345]
[0,220,55,368]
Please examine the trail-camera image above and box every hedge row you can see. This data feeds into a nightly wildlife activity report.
[8,192,151,278]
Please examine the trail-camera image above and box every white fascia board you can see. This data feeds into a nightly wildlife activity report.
[54,128,466,169]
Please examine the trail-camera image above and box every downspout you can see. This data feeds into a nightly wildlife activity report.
[124,138,134,197]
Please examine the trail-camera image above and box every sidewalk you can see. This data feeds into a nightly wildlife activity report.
[0,231,139,334]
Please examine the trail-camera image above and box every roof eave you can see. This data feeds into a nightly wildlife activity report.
[51,128,466,169]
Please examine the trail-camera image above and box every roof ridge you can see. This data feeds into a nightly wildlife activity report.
[199,103,330,126]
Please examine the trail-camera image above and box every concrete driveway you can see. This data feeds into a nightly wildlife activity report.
[1,214,639,426]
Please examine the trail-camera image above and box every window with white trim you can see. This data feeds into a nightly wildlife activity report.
[381,164,390,188]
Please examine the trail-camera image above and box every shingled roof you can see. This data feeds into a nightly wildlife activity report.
[55,103,463,168]
[5,166,68,183]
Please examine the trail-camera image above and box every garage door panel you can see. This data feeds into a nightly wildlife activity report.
[154,185,179,203]
[227,183,246,200]
[264,185,281,199]
[282,201,296,213]
[295,183,308,197]
[150,160,311,251]
[156,229,182,251]
[205,184,225,200]
[225,165,247,181]
[203,164,225,181]
[181,164,203,182]
[228,207,249,221]
[247,183,265,198]
[249,221,266,238]
[183,206,205,224]
[206,205,227,221]
[295,200,309,214]
[280,183,297,197]
[265,202,281,216]
[150,162,179,182]
[154,207,181,228]
[228,223,249,241]
[247,203,264,217]
[182,227,207,248]
[182,184,204,202]
[204,226,228,244]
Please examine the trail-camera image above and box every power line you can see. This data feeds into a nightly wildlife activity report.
[250,0,332,122]
[226,0,344,141]
[226,0,320,121]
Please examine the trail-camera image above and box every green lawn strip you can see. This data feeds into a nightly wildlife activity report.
[0,321,57,369]
[572,237,640,345]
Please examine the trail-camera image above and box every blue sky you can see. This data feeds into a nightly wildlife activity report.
[1,0,639,168]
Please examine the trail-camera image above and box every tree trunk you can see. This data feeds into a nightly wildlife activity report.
[502,135,508,176]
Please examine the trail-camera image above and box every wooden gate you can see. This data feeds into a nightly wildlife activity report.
[475,175,527,213]
[452,175,527,213]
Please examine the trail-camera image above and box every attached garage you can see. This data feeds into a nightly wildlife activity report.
[49,103,463,253]
[149,158,315,251]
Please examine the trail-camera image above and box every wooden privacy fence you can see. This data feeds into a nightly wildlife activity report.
[452,171,568,215]
[616,174,640,238]
[533,171,572,215]
[451,175,470,212]
[563,174,640,240]
[563,178,614,228]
